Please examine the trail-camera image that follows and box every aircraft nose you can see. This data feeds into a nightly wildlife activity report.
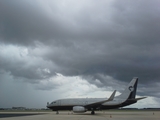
[46,104,51,108]
[46,102,50,108]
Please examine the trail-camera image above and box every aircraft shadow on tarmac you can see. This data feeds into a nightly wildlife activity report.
[0,113,46,118]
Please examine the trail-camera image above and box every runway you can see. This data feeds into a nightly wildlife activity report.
[0,111,159,120]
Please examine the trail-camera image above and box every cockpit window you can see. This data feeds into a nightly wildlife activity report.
[51,101,56,104]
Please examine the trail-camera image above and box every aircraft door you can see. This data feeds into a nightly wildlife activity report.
[85,101,88,105]
[57,100,61,106]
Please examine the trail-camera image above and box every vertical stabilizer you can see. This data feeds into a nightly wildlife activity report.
[116,77,138,100]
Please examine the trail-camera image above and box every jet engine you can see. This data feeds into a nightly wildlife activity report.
[73,106,87,113]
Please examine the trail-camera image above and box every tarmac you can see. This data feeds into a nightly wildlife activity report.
[0,111,159,120]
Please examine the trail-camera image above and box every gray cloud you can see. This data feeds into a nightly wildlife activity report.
[0,0,160,105]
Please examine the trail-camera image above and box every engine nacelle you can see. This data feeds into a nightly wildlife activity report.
[73,106,87,113]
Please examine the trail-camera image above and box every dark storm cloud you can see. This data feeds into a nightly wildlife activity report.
[0,0,160,98]
[137,82,160,98]
[0,0,71,46]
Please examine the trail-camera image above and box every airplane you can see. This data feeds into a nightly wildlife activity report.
[47,77,146,114]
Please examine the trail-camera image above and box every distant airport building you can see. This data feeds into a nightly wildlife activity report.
[12,107,26,110]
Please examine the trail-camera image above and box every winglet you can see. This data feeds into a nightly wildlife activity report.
[84,90,116,107]
[108,90,116,101]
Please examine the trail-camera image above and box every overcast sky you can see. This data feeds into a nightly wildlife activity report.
[0,0,160,109]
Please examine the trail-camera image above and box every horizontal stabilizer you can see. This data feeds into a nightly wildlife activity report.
[135,97,147,101]
[84,90,116,107]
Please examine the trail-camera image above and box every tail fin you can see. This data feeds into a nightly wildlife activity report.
[116,77,138,100]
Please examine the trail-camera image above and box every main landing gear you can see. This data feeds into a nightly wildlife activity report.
[91,110,95,115]
[91,108,95,115]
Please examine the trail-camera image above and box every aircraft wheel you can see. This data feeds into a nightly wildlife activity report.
[91,111,95,115]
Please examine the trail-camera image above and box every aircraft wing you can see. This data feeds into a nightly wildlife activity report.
[84,90,116,108]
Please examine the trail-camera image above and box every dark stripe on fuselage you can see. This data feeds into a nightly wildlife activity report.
[48,99,137,111]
